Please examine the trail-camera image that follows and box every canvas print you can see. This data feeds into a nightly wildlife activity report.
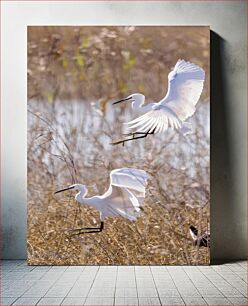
[28,26,210,265]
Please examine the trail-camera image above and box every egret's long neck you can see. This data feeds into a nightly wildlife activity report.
[75,187,88,203]
[75,187,98,207]
[132,100,152,112]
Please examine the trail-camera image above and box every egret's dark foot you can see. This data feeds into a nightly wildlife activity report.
[111,130,155,146]
[67,222,104,236]
[123,132,153,136]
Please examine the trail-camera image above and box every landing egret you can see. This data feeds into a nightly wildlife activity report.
[55,168,148,235]
[189,225,210,248]
[112,59,205,145]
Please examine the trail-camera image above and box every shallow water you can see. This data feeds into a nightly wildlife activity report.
[28,99,209,181]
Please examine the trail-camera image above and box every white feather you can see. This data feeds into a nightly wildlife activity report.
[123,59,205,135]
[162,59,205,121]
[66,168,148,222]
[99,168,148,221]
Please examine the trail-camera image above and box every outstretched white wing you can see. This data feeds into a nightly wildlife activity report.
[100,168,148,221]
[126,59,204,134]
[126,107,182,133]
[110,168,148,193]
[162,59,205,121]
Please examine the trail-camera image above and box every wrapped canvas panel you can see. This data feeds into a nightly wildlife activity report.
[27,26,210,265]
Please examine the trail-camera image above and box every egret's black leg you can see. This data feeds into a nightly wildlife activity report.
[67,221,104,236]
[123,131,155,136]
[111,129,155,146]
[111,133,150,146]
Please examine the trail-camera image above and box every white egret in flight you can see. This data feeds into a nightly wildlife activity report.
[112,59,205,145]
[55,168,148,235]
[189,225,210,248]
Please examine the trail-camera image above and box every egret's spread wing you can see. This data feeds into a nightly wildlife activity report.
[126,108,182,133]
[162,59,205,121]
[110,168,148,194]
[100,168,148,221]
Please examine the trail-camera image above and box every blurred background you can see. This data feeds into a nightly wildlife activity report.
[28,26,210,265]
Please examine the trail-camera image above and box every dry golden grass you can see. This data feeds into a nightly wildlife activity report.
[28,191,209,265]
[27,26,210,265]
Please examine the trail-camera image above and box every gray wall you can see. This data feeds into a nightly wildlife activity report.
[2,1,247,262]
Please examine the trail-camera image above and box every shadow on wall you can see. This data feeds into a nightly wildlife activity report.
[210,31,245,264]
